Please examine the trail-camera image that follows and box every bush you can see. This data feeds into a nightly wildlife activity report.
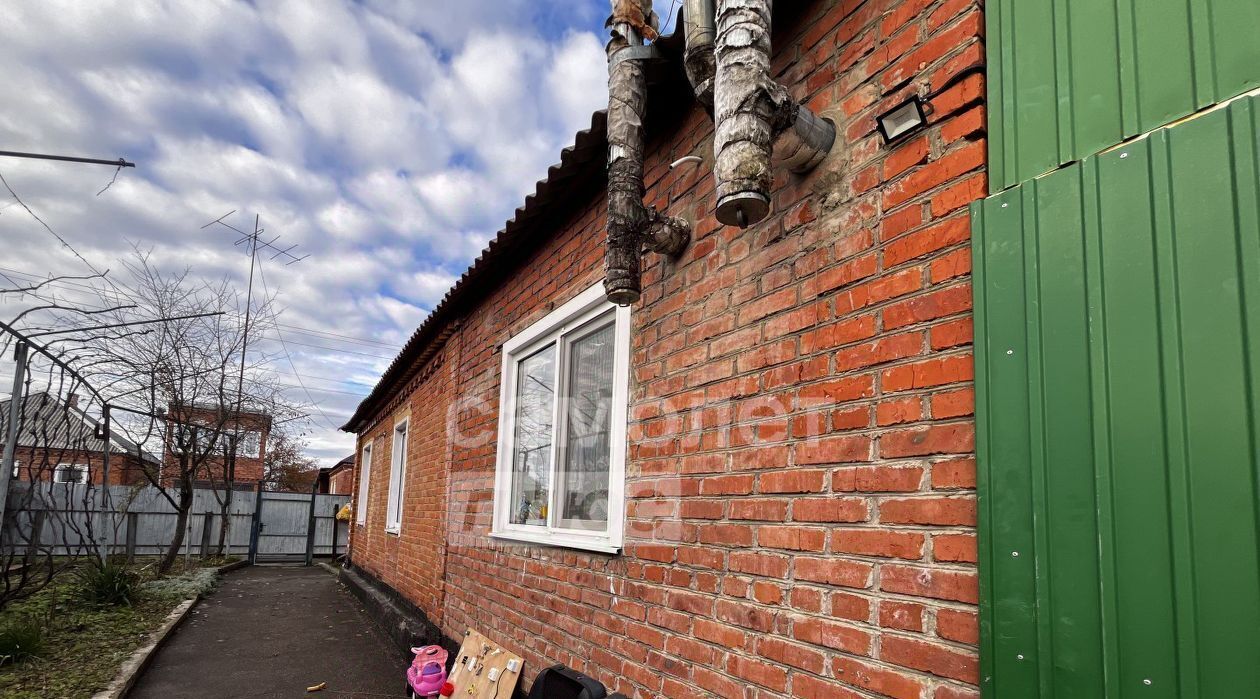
[75,560,139,606]
[141,567,218,601]
[0,619,44,665]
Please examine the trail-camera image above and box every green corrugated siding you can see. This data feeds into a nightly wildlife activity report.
[987,0,1260,192]
[972,93,1260,697]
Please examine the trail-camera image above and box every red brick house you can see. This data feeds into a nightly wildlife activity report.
[319,455,355,495]
[343,1,984,696]
[164,403,271,488]
[0,392,156,486]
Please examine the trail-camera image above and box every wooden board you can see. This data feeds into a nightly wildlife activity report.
[445,628,523,699]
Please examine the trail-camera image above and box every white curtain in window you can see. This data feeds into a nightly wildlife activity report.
[558,323,614,528]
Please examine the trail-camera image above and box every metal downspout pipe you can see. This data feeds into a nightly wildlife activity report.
[710,0,836,227]
[604,0,690,306]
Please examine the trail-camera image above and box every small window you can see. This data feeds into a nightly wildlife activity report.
[238,431,262,459]
[385,418,408,533]
[53,464,89,485]
[492,282,629,553]
[356,442,372,526]
[11,461,20,479]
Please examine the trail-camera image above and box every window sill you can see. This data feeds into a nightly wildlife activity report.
[384,527,401,536]
[490,529,620,555]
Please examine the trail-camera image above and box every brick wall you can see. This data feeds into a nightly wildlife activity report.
[329,466,354,495]
[349,344,453,623]
[9,446,148,485]
[350,0,986,695]
[161,407,271,487]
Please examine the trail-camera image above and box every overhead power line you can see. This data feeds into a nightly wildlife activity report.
[251,336,395,360]
[0,265,401,350]
[256,259,342,429]
[0,169,109,279]
[24,311,225,338]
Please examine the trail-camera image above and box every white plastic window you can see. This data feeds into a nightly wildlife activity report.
[491,283,629,554]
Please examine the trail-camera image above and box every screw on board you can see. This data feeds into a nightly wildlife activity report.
[1143,679,1152,686]
[1001,202,1009,208]
[1017,654,1025,661]
[1120,152,1129,158]
[1006,349,1014,355]
[1011,551,1020,557]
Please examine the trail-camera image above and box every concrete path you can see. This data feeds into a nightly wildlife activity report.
[130,565,403,699]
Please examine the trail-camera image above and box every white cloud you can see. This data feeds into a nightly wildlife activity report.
[547,32,610,132]
[0,0,615,464]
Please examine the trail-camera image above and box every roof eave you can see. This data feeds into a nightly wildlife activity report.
[342,30,689,433]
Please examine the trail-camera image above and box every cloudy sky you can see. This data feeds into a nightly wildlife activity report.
[0,1,678,465]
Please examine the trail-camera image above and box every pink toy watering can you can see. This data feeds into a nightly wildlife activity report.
[406,645,449,698]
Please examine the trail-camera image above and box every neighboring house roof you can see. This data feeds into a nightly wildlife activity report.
[342,29,691,432]
[0,392,161,465]
[173,402,273,425]
[328,454,353,475]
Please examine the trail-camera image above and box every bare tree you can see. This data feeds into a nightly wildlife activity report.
[93,250,296,573]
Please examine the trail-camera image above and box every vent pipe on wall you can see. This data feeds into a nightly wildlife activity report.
[683,0,717,110]
[712,0,836,227]
[604,0,691,306]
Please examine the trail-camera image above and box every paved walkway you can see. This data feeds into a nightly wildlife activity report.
[131,565,402,699]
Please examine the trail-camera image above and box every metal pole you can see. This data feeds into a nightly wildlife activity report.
[97,404,111,562]
[25,311,225,337]
[0,341,29,529]
[227,216,260,561]
[303,480,318,566]
[248,481,263,565]
[331,503,340,560]
[0,150,134,168]
[0,320,104,404]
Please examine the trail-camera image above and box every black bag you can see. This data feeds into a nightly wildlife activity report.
[527,665,607,699]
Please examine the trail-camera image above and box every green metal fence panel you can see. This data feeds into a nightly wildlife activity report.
[986,0,1260,192]
[972,93,1260,697]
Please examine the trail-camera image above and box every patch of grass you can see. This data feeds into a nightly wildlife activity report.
[0,619,44,666]
[142,566,220,601]
[75,559,140,606]
[0,557,235,699]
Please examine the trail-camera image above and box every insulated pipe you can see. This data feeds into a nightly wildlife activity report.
[605,0,690,306]
[713,0,836,227]
[683,0,717,110]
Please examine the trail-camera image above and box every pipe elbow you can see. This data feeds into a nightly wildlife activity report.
[603,0,693,306]
[712,0,835,228]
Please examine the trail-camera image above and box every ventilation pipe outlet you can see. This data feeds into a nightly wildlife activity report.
[683,0,717,110]
[713,0,836,228]
[604,0,691,306]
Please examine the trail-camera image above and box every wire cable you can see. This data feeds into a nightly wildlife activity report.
[255,260,342,430]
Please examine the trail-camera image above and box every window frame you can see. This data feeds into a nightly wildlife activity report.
[237,430,262,459]
[356,440,372,526]
[53,463,89,485]
[385,417,408,534]
[491,282,630,554]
